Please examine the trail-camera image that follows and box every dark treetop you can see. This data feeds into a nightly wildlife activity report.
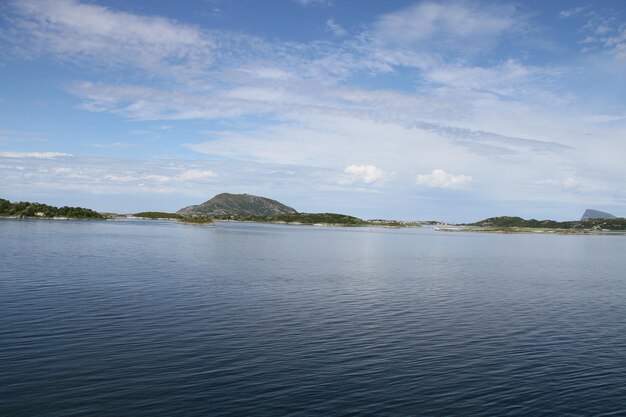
[0,198,104,220]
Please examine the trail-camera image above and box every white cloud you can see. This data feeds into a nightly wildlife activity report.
[293,0,333,7]
[535,177,581,190]
[90,142,135,149]
[344,164,386,184]
[532,175,621,196]
[187,114,460,169]
[99,169,216,184]
[580,113,626,124]
[613,42,626,60]
[363,1,524,73]
[178,169,216,181]
[2,0,625,218]
[142,174,171,183]
[103,174,137,182]
[9,0,553,121]
[326,19,347,37]
[0,155,362,213]
[373,1,514,45]
[423,60,564,101]
[238,66,294,81]
[8,0,216,78]
[0,151,72,159]
[605,29,626,60]
[67,77,572,161]
[416,169,473,189]
[68,81,278,120]
[558,7,587,19]
[568,9,626,61]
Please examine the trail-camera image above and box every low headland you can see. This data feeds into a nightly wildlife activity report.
[127,212,213,225]
[0,198,104,220]
[131,211,417,227]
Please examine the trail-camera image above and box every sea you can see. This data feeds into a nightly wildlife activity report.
[1,219,625,416]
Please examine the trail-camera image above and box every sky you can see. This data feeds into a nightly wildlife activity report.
[0,0,625,222]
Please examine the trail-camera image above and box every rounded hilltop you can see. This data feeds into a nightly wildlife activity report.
[175,193,375,226]
[177,193,298,217]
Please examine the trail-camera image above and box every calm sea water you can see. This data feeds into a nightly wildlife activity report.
[1,219,625,416]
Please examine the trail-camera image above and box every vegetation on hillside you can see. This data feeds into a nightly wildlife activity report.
[177,193,422,227]
[0,198,104,219]
[134,212,182,220]
[179,215,214,224]
[132,211,212,224]
[210,212,369,226]
[468,216,626,231]
[368,219,421,227]
[272,212,368,225]
[178,193,297,217]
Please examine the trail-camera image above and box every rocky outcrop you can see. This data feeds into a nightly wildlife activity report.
[581,209,616,221]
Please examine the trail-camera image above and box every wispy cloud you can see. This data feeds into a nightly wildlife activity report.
[0,130,49,143]
[422,60,564,101]
[558,7,588,19]
[68,82,276,120]
[6,0,216,78]
[560,5,626,61]
[372,1,516,49]
[292,0,333,7]
[177,169,216,181]
[1,0,625,218]
[326,19,347,37]
[90,142,136,149]
[0,151,72,159]
[535,177,580,189]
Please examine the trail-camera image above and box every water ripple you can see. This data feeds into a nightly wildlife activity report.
[1,219,626,416]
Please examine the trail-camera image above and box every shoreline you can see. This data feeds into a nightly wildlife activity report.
[3,216,624,235]
[435,225,626,236]
[0,215,98,221]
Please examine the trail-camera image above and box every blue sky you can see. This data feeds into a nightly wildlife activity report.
[1,0,625,221]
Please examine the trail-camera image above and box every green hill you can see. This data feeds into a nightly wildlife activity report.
[177,193,297,217]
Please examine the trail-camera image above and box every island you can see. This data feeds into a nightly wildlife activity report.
[436,214,626,234]
[132,212,182,220]
[176,193,419,227]
[0,198,104,220]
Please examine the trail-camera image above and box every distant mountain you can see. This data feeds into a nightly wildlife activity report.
[581,209,616,221]
[177,193,298,217]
